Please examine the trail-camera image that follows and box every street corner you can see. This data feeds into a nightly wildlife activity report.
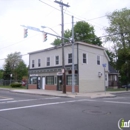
[90,93,117,99]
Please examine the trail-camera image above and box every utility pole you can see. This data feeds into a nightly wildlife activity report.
[54,0,70,94]
[72,16,75,93]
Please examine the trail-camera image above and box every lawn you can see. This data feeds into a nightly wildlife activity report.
[0,85,27,89]
[106,88,127,91]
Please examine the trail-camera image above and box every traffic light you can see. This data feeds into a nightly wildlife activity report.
[43,33,47,42]
[24,29,28,38]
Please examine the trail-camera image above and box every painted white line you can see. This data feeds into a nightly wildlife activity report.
[0,98,13,101]
[104,100,130,104]
[0,99,96,112]
[0,97,60,104]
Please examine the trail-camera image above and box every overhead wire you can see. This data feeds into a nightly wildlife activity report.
[39,0,106,29]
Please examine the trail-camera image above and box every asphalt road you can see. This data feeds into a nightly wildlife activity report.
[0,90,130,130]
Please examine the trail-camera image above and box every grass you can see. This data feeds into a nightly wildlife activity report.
[0,85,27,89]
[106,88,126,91]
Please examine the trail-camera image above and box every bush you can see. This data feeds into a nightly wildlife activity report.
[10,82,22,88]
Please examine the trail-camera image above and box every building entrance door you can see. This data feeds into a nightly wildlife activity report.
[42,77,45,89]
[57,76,62,91]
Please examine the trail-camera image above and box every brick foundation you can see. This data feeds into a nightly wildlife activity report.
[45,85,57,90]
[66,85,79,92]
[28,84,37,89]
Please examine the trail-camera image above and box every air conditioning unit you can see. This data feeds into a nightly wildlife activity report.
[98,72,102,77]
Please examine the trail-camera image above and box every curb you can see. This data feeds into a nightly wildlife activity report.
[11,90,75,98]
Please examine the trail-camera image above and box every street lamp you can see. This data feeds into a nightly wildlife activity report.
[41,26,60,36]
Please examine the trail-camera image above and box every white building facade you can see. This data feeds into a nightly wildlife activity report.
[28,42,109,93]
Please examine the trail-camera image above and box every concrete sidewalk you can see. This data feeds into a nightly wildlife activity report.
[0,88,118,98]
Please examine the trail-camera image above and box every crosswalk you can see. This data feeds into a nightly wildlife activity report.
[0,97,60,104]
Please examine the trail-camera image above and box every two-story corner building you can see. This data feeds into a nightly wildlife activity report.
[28,41,110,93]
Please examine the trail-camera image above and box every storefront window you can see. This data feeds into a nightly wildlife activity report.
[46,76,54,85]
[67,75,77,85]
[30,77,37,84]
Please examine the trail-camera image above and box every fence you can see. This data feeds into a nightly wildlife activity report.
[0,79,22,86]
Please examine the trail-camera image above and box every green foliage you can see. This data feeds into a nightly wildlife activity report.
[105,8,130,49]
[106,50,116,68]
[3,62,12,80]
[51,29,71,46]
[10,82,22,88]
[52,21,102,46]
[74,21,102,46]
[5,52,23,71]
[0,69,3,79]
[14,61,28,81]
[116,48,130,84]
[105,8,130,85]
[3,52,28,81]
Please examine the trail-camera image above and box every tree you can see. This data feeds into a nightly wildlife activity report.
[14,61,28,81]
[105,8,130,49]
[105,8,130,85]
[0,69,4,79]
[116,48,130,84]
[5,52,23,71]
[52,21,102,46]
[106,50,116,68]
[51,29,71,46]
[3,61,12,80]
[74,21,102,46]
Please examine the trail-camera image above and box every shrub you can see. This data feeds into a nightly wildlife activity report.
[10,82,22,88]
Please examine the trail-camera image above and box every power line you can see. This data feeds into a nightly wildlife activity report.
[39,0,106,28]
[0,53,28,61]
[0,34,39,51]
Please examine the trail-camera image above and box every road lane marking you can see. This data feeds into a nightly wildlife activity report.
[104,100,130,104]
[0,99,96,112]
[0,98,130,112]
[0,96,11,98]
[0,97,60,104]
[0,98,14,101]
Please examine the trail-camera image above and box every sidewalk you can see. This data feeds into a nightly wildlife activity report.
[1,88,129,98]
[0,88,119,98]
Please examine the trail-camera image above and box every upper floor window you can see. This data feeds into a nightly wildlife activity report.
[97,56,100,65]
[83,53,87,63]
[47,57,50,66]
[55,56,59,65]
[68,53,72,63]
[32,60,34,68]
[38,59,41,67]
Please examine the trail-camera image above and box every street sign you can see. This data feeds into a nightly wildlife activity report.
[102,64,106,68]
[21,25,41,32]
[57,72,62,76]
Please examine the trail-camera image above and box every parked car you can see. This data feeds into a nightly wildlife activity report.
[122,84,130,91]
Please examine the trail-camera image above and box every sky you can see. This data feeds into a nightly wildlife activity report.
[0,0,130,69]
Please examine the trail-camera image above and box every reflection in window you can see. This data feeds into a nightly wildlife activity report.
[68,53,72,63]
[83,53,87,63]
[46,76,54,85]
[47,57,50,66]
[55,56,59,65]
[32,60,35,68]
[67,75,77,85]
[97,56,100,65]
[38,59,41,67]
[30,77,37,84]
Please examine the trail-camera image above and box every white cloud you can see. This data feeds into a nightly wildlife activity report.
[0,0,130,69]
